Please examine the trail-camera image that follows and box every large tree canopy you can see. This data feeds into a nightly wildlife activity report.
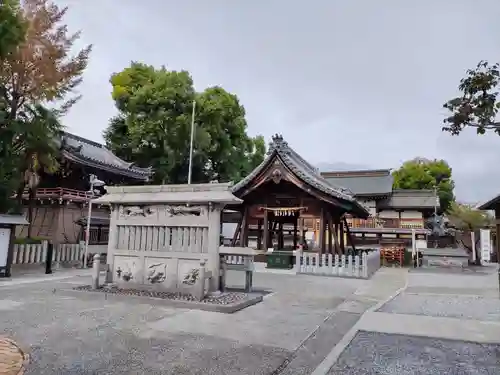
[103,62,266,184]
[443,61,500,135]
[0,0,89,216]
[392,158,455,212]
[0,0,25,59]
[0,0,25,212]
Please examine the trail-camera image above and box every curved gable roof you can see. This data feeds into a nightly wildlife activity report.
[59,132,153,181]
[232,134,369,217]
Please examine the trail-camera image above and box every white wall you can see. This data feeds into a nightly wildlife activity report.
[359,199,376,216]
[378,210,399,219]
[400,211,423,219]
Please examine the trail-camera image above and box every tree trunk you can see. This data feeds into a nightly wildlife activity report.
[15,182,25,210]
[27,187,35,238]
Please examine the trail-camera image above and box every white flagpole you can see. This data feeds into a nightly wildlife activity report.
[188,100,196,184]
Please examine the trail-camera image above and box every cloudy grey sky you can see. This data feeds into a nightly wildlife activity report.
[55,0,500,203]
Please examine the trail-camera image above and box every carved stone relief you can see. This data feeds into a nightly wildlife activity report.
[182,269,200,286]
[119,205,155,218]
[165,205,203,217]
[116,262,135,282]
[146,263,167,284]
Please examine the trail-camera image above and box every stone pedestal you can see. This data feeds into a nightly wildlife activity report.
[422,247,469,268]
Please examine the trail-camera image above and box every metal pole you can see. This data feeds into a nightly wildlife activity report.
[84,177,94,269]
[187,99,196,184]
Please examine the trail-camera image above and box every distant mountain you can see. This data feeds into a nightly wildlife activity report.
[316,162,372,172]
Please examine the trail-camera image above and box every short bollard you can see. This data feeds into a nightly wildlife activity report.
[105,263,113,284]
[194,260,207,301]
[91,254,100,290]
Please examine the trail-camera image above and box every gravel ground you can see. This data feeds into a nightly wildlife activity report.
[0,272,364,374]
[378,292,500,321]
[74,285,248,305]
[328,331,500,374]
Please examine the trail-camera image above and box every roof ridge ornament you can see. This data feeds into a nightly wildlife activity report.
[267,133,290,155]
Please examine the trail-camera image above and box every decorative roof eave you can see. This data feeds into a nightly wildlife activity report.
[62,150,152,181]
[94,182,242,206]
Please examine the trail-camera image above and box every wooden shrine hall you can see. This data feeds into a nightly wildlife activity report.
[227,134,369,254]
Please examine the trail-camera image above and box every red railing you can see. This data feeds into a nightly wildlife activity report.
[18,187,91,201]
[346,218,424,229]
[313,217,424,231]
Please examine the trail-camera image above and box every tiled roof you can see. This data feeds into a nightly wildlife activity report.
[321,169,393,196]
[379,189,438,209]
[59,132,152,181]
[478,194,500,211]
[232,134,369,217]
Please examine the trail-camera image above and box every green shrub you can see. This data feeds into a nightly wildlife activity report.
[13,237,48,245]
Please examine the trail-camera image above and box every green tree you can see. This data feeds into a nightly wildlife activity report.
[103,62,265,184]
[0,0,90,219]
[443,61,500,135]
[14,104,63,236]
[0,0,26,213]
[0,0,25,59]
[392,158,455,212]
[447,202,492,265]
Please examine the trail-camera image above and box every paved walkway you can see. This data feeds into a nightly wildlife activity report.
[314,265,500,374]
[5,265,498,374]
[0,266,407,374]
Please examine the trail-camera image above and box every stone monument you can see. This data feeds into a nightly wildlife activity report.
[93,183,242,295]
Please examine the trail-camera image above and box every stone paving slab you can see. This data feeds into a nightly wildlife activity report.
[327,331,500,374]
[279,311,363,375]
[378,292,500,321]
[0,271,369,374]
[405,285,500,297]
[357,310,500,344]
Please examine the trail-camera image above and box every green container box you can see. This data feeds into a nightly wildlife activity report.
[266,251,294,269]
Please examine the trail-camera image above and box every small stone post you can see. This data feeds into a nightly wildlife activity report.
[91,254,100,290]
[244,256,253,293]
[294,247,303,274]
[194,260,207,302]
[105,263,113,284]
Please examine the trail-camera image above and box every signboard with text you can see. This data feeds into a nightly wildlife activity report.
[480,229,491,263]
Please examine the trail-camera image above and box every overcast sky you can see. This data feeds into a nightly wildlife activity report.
[55,0,500,203]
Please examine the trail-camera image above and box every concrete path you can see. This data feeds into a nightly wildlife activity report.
[0,268,398,374]
[314,265,500,375]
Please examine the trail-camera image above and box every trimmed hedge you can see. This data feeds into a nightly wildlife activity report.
[13,237,48,245]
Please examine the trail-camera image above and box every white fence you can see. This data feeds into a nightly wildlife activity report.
[295,250,381,279]
[11,241,86,266]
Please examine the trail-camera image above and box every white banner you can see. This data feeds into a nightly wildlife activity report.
[0,228,10,267]
[480,229,491,263]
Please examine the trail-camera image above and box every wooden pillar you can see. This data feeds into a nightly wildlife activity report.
[299,217,305,245]
[327,213,333,254]
[263,207,269,250]
[293,217,298,249]
[231,215,243,246]
[319,207,325,254]
[276,222,281,249]
[343,216,356,252]
[339,216,345,253]
[257,219,263,250]
[240,206,249,247]
[495,208,500,263]
[333,217,341,254]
